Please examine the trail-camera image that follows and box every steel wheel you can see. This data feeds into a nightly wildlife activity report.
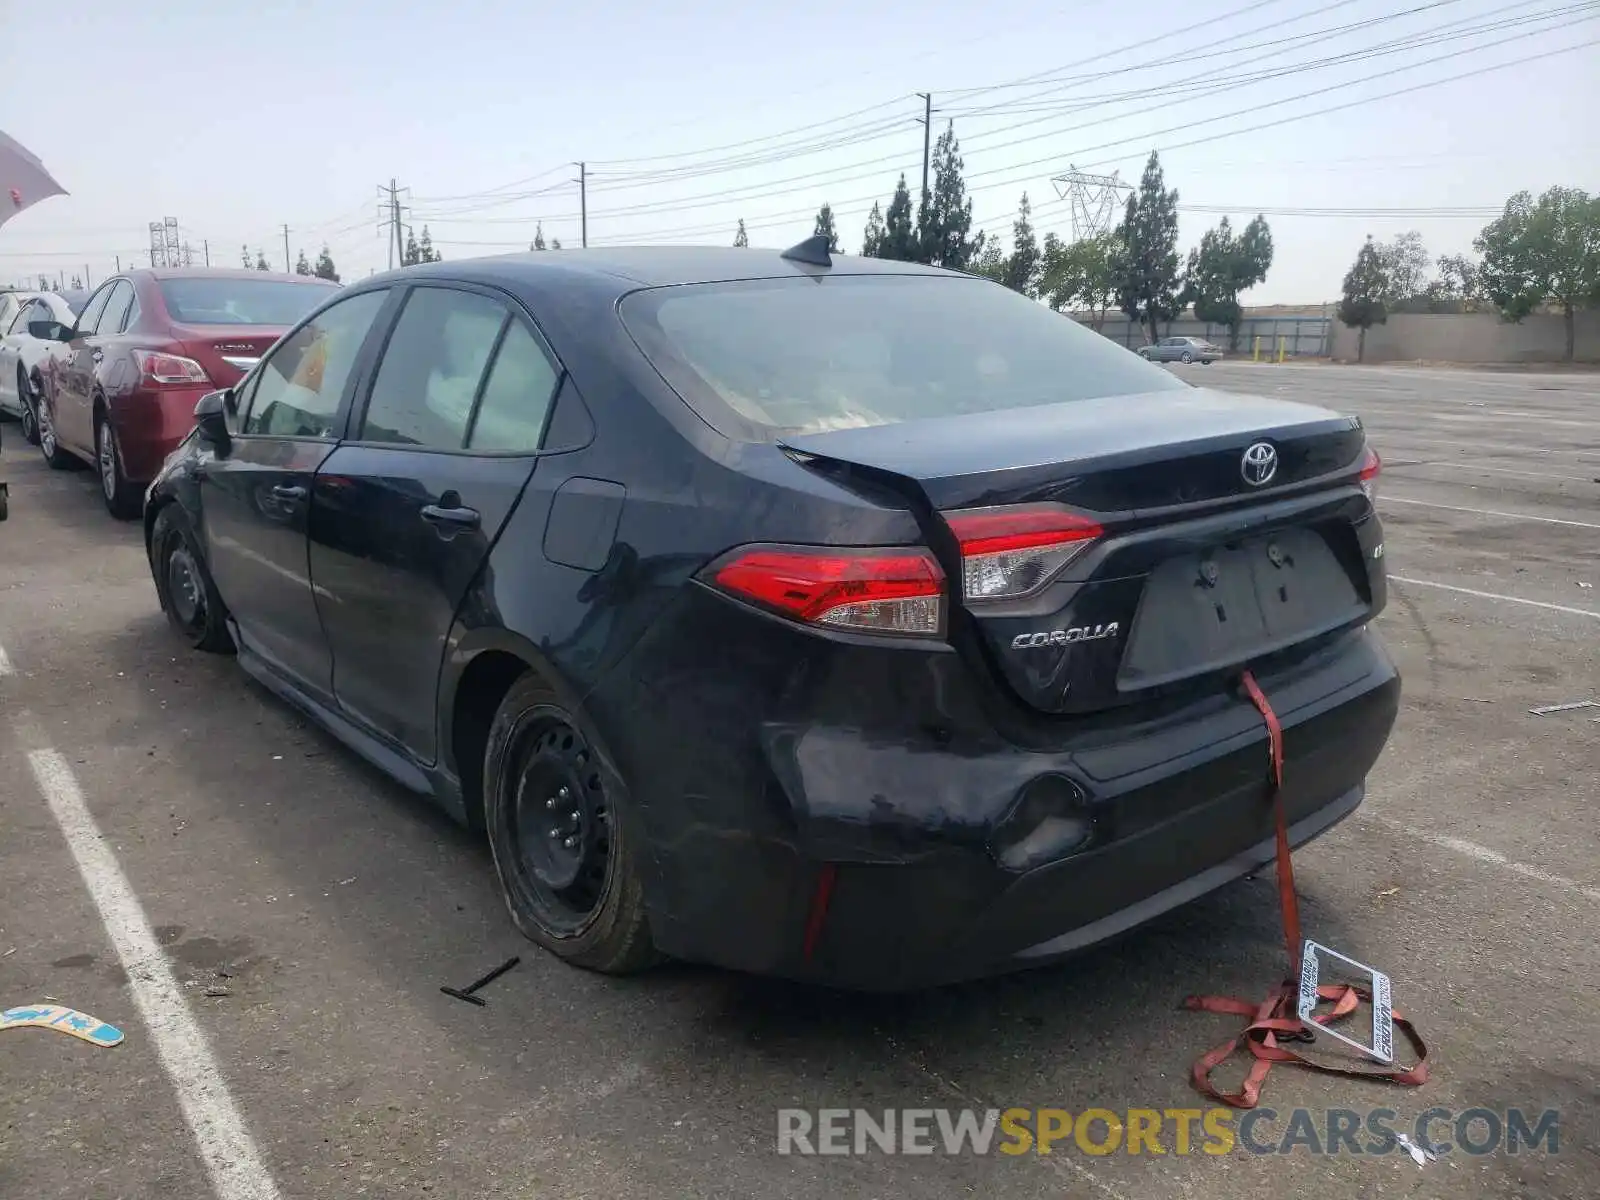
[166,540,206,629]
[506,717,613,933]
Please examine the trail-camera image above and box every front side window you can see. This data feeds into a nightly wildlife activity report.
[620,273,1186,441]
[359,287,507,449]
[100,282,135,334]
[75,285,115,336]
[241,290,388,439]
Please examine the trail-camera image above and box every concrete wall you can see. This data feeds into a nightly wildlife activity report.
[1083,315,1332,357]
[1328,311,1600,364]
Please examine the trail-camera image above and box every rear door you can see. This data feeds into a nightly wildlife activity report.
[308,282,560,762]
[197,288,394,698]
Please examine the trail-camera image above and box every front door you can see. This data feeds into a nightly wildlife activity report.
[51,281,118,455]
[308,283,561,762]
[197,288,393,698]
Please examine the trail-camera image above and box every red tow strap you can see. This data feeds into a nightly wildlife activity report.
[1181,670,1430,1109]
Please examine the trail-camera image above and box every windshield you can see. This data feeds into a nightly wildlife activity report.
[158,277,337,326]
[620,273,1186,440]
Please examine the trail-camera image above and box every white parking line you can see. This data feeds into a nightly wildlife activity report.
[1389,575,1600,619]
[1370,818,1600,902]
[1386,461,1594,483]
[1382,495,1600,529]
[24,741,282,1200]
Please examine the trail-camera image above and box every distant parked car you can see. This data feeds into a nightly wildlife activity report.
[1138,336,1222,364]
[30,268,339,516]
[0,292,81,443]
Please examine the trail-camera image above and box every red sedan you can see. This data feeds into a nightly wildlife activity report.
[33,268,339,516]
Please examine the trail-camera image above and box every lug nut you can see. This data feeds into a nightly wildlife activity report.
[558,786,569,799]
[563,836,578,849]
[545,798,557,810]
[547,827,560,839]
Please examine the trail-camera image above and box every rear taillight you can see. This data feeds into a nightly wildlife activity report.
[946,505,1103,602]
[132,349,211,387]
[707,545,945,637]
[1358,445,1381,503]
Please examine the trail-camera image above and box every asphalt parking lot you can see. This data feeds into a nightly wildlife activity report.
[1,362,1595,1200]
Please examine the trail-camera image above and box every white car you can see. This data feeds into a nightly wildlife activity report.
[0,291,81,444]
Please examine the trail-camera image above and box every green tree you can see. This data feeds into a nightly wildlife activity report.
[861,202,886,257]
[418,226,440,263]
[1338,235,1391,363]
[1182,214,1274,349]
[881,175,918,261]
[241,244,251,268]
[254,250,271,272]
[403,230,421,266]
[1475,186,1600,361]
[965,231,1007,283]
[1377,230,1430,305]
[812,203,840,253]
[918,121,976,270]
[1425,253,1479,311]
[313,245,340,282]
[294,249,312,276]
[1038,231,1120,328]
[530,222,547,251]
[733,219,749,248]
[1115,152,1182,343]
[550,237,562,249]
[1000,192,1040,297]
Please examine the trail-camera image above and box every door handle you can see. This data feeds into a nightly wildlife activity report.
[420,503,480,530]
[271,484,308,502]
[91,349,103,364]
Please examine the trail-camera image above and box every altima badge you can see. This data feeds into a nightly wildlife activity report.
[1012,623,1119,649]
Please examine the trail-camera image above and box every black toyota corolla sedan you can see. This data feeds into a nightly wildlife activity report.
[143,239,1397,991]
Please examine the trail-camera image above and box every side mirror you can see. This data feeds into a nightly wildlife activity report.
[28,319,70,342]
[194,390,232,453]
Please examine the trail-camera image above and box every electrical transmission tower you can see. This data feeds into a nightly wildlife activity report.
[147,217,182,266]
[1050,168,1132,241]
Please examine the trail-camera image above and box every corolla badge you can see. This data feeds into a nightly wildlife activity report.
[1011,623,1119,650]
[1241,441,1278,487]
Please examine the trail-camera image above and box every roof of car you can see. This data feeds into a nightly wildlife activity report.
[135,266,339,285]
[365,245,955,295]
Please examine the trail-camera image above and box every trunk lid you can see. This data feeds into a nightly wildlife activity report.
[782,388,1381,715]
[171,323,290,387]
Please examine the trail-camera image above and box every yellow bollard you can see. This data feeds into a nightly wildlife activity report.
[1277,337,1286,363]
[1253,336,1260,362]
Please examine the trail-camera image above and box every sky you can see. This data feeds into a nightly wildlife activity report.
[2,0,1596,303]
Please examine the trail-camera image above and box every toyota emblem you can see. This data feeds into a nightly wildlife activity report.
[1241,441,1278,487]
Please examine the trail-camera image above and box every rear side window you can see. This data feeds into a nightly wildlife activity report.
[620,274,1185,440]
[358,287,507,448]
[467,321,560,452]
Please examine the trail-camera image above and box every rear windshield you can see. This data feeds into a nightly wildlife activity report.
[158,277,337,326]
[619,273,1186,440]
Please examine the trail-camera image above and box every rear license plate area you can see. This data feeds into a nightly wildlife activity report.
[1117,526,1365,690]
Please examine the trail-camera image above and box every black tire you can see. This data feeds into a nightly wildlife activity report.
[36,393,74,469]
[149,504,234,653]
[96,412,142,519]
[17,368,41,445]
[1180,350,1194,364]
[484,672,657,974]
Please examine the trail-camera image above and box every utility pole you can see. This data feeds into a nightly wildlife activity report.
[282,224,291,273]
[203,239,209,266]
[577,162,588,248]
[115,255,121,273]
[84,264,91,287]
[916,93,933,211]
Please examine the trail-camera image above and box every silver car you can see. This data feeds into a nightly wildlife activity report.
[1137,336,1222,364]
[0,291,81,444]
